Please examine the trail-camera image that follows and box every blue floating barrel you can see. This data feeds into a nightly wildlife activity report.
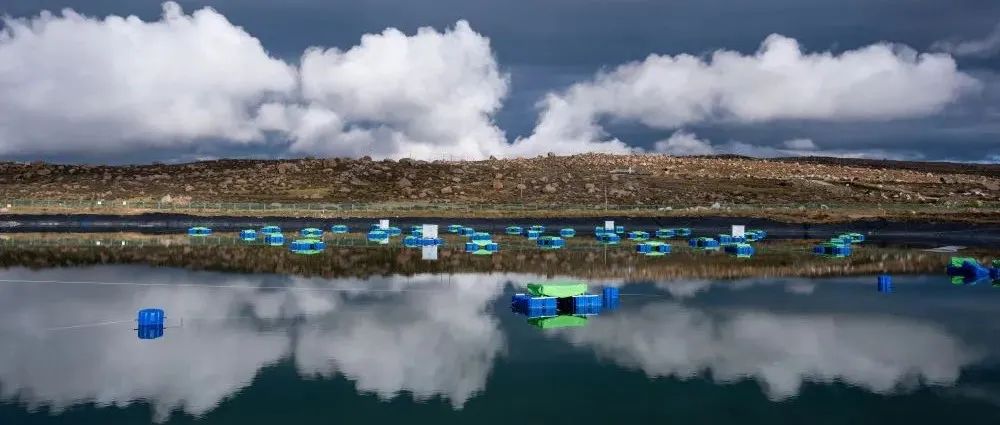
[677,228,692,237]
[559,228,576,238]
[529,225,545,233]
[506,226,523,235]
[689,237,720,249]
[594,226,607,236]
[597,233,621,244]
[261,225,281,235]
[749,229,767,239]
[410,225,423,234]
[636,243,653,254]
[615,225,625,234]
[465,242,479,252]
[239,229,257,241]
[526,229,541,240]
[301,227,323,238]
[386,226,402,237]
[656,244,672,254]
[187,227,211,236]
[330,224,349,234]
[460,227,476,236]
[718,234,734,245]
[403,235,420,248]
[137,308,165,327]
[484,242,500,252]
[264,233,285,246]
[448,224,464,233]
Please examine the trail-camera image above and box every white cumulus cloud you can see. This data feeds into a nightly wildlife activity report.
[523,35,979,149]
[0,2,297,156]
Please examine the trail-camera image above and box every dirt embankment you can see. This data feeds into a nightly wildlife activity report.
[1,154,997,222]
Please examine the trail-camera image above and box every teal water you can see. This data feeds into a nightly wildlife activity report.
[0,265,998,424]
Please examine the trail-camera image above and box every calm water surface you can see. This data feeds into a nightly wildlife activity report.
[0,231,998,424]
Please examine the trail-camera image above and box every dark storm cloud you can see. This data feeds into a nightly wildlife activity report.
[2,0,998,162]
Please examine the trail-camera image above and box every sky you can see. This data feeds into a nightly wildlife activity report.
[1,0,999,163]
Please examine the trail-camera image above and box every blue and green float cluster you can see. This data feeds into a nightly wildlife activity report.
[636,240,671,256]
[367,229,389,244]
[628,231,650,241]
[724,243,755,258]
[464,230,498,254]
[813,242,852,257]
[300,227,323,238]
[689,237,721,250]
[510,281,620,328]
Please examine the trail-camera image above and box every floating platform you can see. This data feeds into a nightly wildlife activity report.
[465,242,499,254]
[470,232,492,242]
[718,234,747,245]
[636,241,671,255]
[689,237,720,250]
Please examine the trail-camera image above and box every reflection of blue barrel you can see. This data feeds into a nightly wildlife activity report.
[877,274,893,293]
[137,325,164,340]
[602,287,620,309]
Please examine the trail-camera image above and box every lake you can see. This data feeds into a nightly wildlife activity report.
[0,226,998,424]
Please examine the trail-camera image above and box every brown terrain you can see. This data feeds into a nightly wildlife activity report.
[0,154,997,222]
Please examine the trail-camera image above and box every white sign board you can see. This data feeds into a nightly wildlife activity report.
[604,220,615,231]
[731,225,745,237]
[379,219,390,230]
[422,224,439,239]
[422,246,438,260]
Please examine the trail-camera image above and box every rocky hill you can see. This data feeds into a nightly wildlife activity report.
[0,154,997,221]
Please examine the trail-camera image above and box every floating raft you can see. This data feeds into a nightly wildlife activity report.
[526,281,587,298]
[187,227,212,237]
[465,242,499,253]
[636,241,671,255]
[689,237,720,250]
[470,232,492,242]
[718,234,746,245]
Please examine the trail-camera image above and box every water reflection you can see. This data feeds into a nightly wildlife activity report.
[0,266,996,422]
[0,267,517,420]
[555,300,980,399]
